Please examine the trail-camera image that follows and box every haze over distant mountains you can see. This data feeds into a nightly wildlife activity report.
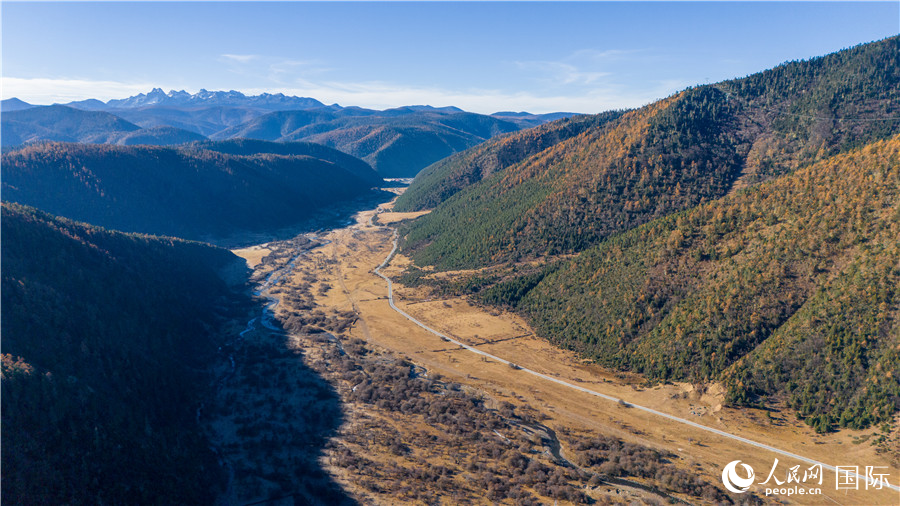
[1,105,207,147]
[2,90,574,177]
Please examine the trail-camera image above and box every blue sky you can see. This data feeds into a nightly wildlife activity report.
[2,2,897,114]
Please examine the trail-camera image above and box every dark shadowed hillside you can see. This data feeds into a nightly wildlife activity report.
[0,203,243,504]
[1,141,383,243]
[187,138,382,186]
[1,203,352,505]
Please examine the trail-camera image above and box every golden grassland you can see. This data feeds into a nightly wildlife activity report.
[232,200,900,505]
[231,244,272,268]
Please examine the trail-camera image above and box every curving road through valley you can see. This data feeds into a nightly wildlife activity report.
[373,228,900,495]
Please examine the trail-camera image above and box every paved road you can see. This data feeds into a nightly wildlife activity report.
[373,230,900,494]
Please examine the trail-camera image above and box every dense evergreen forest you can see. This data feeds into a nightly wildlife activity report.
[509,137,900,432]
[186,138,382,185]
[1,141,383,243]
[1,203,248,504]
[397,37,900,431]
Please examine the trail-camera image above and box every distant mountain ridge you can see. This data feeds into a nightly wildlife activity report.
[1,97,34,112]
[212,108,524,177]
[1,105,205,147]
[95,105,273,137]
[69,87,328,111]
[490,111,578,127]
[3,90,572,177]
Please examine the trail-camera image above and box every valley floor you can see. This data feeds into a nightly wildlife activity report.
[224,196,899,505]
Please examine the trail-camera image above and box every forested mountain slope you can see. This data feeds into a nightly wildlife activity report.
[508,136,900,432]
[1,203,245,504]
[394,111,625,211]
[400,36,900,270]
[1,105,205,147]
[716,35,900,186]
[212,108,522,177]
[397,37,900,431]
[108,105,267,137]
[402,88,746,269]
[1,141,381,242]
[186,138,383,186]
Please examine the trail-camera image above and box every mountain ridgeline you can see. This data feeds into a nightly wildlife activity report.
[397,36,900,431]
[209,107,523,178]
[1,105,206,147]
[400,36,899,270]
[394,110,626,211]
[401,87,748,268]
[2,91,568,177]
[1,203,247,504]
[1,140,383,244]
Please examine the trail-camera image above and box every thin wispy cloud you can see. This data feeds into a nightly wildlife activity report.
[513,48,643,89]
[266,59,333,83]
[570,48,643,62]
[219,54,260,64]
[514,60,611,87]
[1,77,164,104]
[217,54,334,85]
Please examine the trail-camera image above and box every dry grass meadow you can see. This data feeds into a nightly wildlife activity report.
[230,198,900,505]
